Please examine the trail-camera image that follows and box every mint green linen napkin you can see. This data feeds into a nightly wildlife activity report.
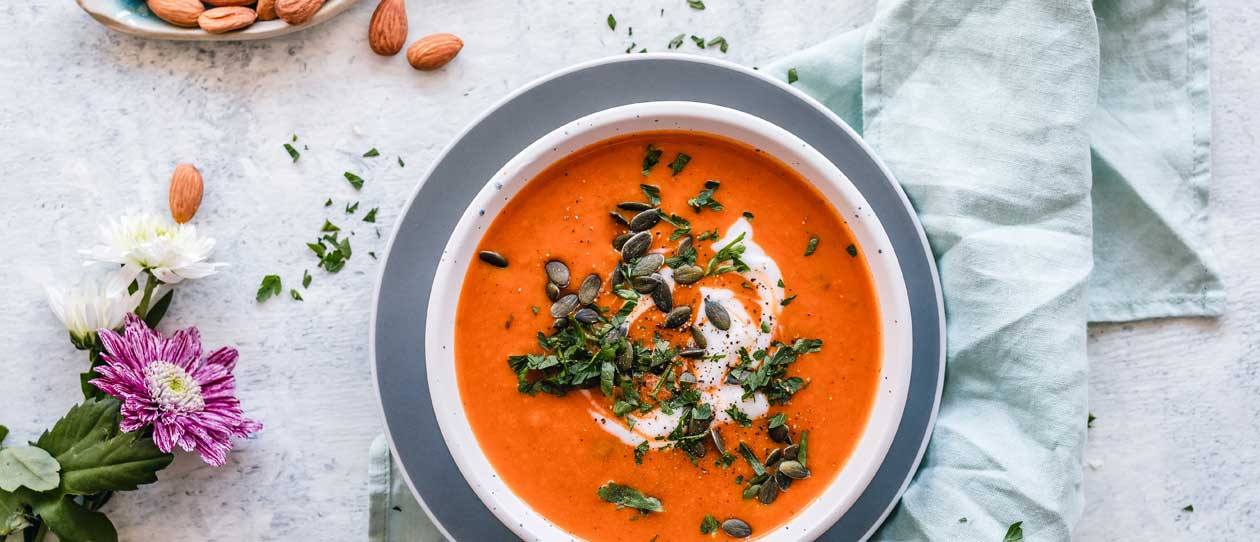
[369,0,1223,540]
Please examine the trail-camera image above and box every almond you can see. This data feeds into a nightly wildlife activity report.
[169,164,204,224]
[146,0,204,27]
[203,0,255,6]
[275,0,326,25]
[256,0,278,21]
[407,33,463,71]
[368,0,407,56]
[198,6,256,33]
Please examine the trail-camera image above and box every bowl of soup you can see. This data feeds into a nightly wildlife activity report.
[426,101,913,541]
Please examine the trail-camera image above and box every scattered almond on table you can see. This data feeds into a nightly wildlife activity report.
[407,33,463,71]
[169,163,204,223]
[368,0,407,56]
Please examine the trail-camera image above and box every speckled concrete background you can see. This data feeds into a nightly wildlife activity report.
[0,1,1254,540]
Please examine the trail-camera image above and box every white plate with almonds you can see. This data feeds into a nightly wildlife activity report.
[76,0,363,40]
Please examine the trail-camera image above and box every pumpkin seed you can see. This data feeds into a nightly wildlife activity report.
[631,274,661,294]
[620,231,653,262]
[650,281,673,312]
[678,235,694,256]
[741,485,761,501]
[778,460,810,480]
[550,294,579,318]
[775,470,793,491]
[705,298,731,330]
[545,260,571,287]
[545,282,561,301]
[678,347,705,358]
[690,324,708,348]
[610,266,624,286]
[605,324,627,344]
[574,307,600,324]
[578,274,602,305]
[757,479,779,504]
[722,518,753,538]
[612,232,632,251]
[663,306,692,328]
[616,344,634,369]
[629,208,662,231]
[632,253,665,277]
[673,265,704,285]
[618,201,652,212]
[682,439,706,458]
[783,444,800,461]
[478,251,509,268]
[769,424,790,444]
[687,417,711,438]
[765,448,783,469]
[710,428,726,453]
[610,211,630,227]
[678,371,698,386]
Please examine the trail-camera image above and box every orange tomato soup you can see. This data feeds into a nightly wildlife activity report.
[454,131,881,541]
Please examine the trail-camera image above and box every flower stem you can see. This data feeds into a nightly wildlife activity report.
[31,521,48,542]
[135,272,158,318]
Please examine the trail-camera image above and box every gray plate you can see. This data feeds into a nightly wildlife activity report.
[371,53,945,542]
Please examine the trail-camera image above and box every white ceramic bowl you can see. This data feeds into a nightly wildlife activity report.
[426,101,913,541]
[76,0,361,41]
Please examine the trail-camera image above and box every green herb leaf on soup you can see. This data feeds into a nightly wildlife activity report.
[641,184,662,205]
[768,413,787,429]
[597,482,663,513]
[781,295,797,306]
[256,275,283,302]
[725,404,752,427]
[805,236,820,256]
[634,442,649,465]
[846,244,858,257]
[700,514,719,534]
[687,180,724,212]
[669,153,691,176]
[642,144,663,176]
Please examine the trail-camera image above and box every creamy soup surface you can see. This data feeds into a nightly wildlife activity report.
[454,131,882,541]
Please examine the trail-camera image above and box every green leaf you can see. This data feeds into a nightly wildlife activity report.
[363,207,379,223]
[668,153,691,176]
[30,493,117,542]
[805,236,820,256]
[641,144,663,176]
[787,67,799,84]
[363,147,380,157]
[706,36,728,53]
[1003,521,1023,542]
[80,349,108,400]
[36,398,173,495]
[0,489,30,537]
[668,33,685,49]
[700,514,719,534]
[0,426,7,446]
[607,13,616,30]
[283,143,300,162]
[640,184,662,206]
[344,172,366,190]
[143,289,174,328]
[688,0,705,9]
[256,275,283,302]
[0,447,60,492]
[597,482,663,513]
[767,413,787,429]
[1182,504,1194,512]
[290,289,303,301]
[846,244,858,257]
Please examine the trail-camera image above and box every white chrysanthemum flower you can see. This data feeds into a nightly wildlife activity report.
[46,277,144,347]
[79,213,227,292]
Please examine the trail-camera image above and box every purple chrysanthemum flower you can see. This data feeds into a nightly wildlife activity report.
[91,313,261,467]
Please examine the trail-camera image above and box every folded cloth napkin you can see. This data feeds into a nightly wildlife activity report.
[369,0,1223,540]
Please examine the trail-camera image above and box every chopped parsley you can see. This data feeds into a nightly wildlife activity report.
[321,219,340,233]
[659,213,692,242]
[1182,504,1194,512]
[707,36,729,53]
[284,143,300,162]
[805,236,820,256]
[668,153,691,176]
[344,172,365,190]
[345,201,360,214]
[1003,522,1023,542]
[788,68,799,84]
[607,14,616,30]
[626,42,637,54]
[687,180,724,212]
[768,413,787,428]
[642,144,663,176]
[725,404,752,427]
[704,232,748,276]
[690,35,706,49]
[760,321,771,333]
[302,269,312,288]
[688,0,706,9]
[797,430,809,467]
[696,229,719,241]
[597,482,662,513]
[363,207,379,223]
[781,295,797,306]
[290,288,303,301]
[324,198,333,207]
[640,184,662,205]
[634,441,649,465]
[1087,412,1096,428]
[668,33,686,49]
[308,231,352,273]
[363,147,380,157]
[398,156,406,167]
[700,515,719,534]
[256,275,282,302]
[846,244,858,257]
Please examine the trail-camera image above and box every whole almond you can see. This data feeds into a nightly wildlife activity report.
[256,0,277,21]
[198,6,256,33]
[275,0,326,25]
[169,164,204,224]
[203,0,255,6]
[368,0,407,56]
[407,33,463,71]
[146,0,204,27]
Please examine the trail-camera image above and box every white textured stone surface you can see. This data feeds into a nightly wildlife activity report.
[0,0,1253,540]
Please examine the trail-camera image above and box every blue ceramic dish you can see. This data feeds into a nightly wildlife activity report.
[76,0,361,41]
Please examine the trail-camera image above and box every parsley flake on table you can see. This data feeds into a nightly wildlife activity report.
[256,275,282,302]
[668,33,686,49]
[607,13,617,30]
[324,198,333,207]
[707,36,729,53]
[1182,504,1194,512]
[302,269,312,288]
[345,201,360,214]
[688,0,706,9]
[788,67,799,84]
[397,156,406,167]
[284,143,300,162]
[690,35,706,49]
[344,172,365,190]
[321,219,340,233]
[1088,412,1097,428]
[363,147,380,157]
[1003,521,1023,542]
[290,289,303,301]
[363,207,379,223]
